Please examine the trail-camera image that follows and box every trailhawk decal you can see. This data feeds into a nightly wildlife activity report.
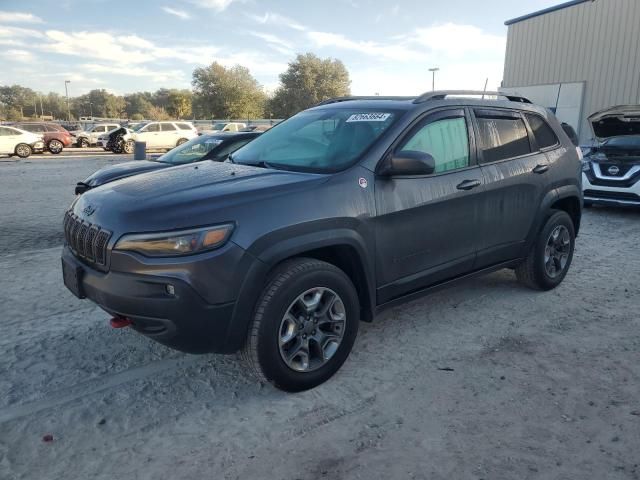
[346,113,391,122]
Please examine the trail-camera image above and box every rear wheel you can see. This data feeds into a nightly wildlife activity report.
[48,139,64,154]
[176,138,188,146]
[14,143,32,158]
[516,210,575,290]
[242,258,360,392]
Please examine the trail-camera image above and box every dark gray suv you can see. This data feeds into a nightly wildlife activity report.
[61,91,582,391]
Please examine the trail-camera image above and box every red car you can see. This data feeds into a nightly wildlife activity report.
[13,122,73,154]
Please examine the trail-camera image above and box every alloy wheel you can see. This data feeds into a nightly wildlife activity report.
[544,225,571,278]
[49,140,63,153]
[278,287,346,372]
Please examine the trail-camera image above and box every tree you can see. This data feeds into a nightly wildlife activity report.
[72,89,126,118]
[145,105,171,121]
[192,62,266,119]
[130,113,145,121]
[167,89,192,119]
[125,92,154,119]
[269,53,351,118]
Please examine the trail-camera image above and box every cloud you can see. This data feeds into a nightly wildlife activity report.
[0,25,44,38]
[409,23,506,57]
[247,12,307,31]
[0,11,44,24]
[249,32,293,56]
[161,6,190,19]
[0,49,35,63]
[189,0,236,11]
[308,31,424,61]
[83,63,186,82]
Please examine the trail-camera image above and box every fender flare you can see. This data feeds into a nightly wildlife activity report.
[223,228,376,352]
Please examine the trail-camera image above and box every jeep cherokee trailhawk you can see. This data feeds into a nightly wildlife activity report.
[61,91,582,391]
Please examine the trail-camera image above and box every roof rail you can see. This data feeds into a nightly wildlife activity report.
[413,90,531,104]
[315,96,416,106]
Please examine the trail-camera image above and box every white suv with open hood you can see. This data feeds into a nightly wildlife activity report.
[582,105,640,208]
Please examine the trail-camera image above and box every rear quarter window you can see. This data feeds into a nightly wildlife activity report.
[176,123,193,130]
[475,113,532,163]
[525,114,559,149]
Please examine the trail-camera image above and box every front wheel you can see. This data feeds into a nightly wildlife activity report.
[176,138,188,147]
[48,139,64,154]
[242,258,360,392]
[516,210,575,290]
[78,138,90,148]
[123,139,135,154]
[15,143,32,158]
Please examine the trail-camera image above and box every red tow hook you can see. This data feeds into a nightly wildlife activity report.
[110,316,132,328]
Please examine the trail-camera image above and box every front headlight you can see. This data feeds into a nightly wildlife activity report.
[114,224,234,257]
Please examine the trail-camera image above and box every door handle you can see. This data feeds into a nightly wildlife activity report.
[533,164,550,174]
[456,179,481,190]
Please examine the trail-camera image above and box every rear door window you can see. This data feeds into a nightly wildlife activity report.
[525,113,559,149]
[161,123,177,131]
[474,110,532,163]
[176,123,192,130]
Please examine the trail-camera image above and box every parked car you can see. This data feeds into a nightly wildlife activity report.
[197,122,247,134]
[0,125,45,158]
[74,123,121,147]
[12,122,72,154]
[581,105,640,207]
[98,121,198,153]
[61,91,582,391]
[75,132,261,194]
[241,125,272,132]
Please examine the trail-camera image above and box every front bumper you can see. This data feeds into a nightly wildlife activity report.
[61,244,256,354]
[582,172,640,207]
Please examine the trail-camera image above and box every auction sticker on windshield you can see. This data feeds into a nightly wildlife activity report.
[346,113,391,122]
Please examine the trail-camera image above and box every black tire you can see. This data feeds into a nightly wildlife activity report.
[78,138,90,148]
[241,258,360,392]
[176,138,188,146]
[48,139,64,154]
[515,210,575,290]
[14,143,32,158]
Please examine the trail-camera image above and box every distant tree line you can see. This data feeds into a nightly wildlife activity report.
[0,53,351,122]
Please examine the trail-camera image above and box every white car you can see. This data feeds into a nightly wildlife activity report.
[197,122,247,134]
[75,123,120,147]
[581,105,640,208]
[0,125,45,158]
[119,121,198,152]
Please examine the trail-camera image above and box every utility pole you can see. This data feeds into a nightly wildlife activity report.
[40,96,44,118]
[89,102,93,118]
[64,80,71,121]
[428,67,439,91]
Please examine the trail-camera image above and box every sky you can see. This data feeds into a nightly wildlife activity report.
[0,0,563,97]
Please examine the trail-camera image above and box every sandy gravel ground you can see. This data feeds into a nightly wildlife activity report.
[0,157,639,480]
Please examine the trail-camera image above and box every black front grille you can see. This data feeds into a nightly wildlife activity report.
[63,211,112,266]
[584,189,640,201]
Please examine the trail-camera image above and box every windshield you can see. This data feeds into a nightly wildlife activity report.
[155,135,225,165]
[130,123,148,132]
[232,108,399,172]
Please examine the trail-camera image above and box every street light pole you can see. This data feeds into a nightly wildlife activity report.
[64,80,71,121]
[428,67,440,91]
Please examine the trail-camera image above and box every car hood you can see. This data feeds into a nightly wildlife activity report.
[82,160,169,188]
[71,161,327,233]
[589,105,640,140]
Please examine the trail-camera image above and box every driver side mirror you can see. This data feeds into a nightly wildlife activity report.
[379,150,436,176]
